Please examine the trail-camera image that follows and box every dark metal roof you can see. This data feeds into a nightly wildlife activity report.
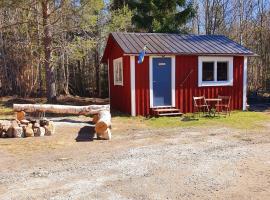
[111,32,255,56]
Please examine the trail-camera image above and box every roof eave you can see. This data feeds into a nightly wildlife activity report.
[123,53,258,57]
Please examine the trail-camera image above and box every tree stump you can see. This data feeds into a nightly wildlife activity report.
[40,119,49,127]
[44,121,55,136]
[13,127,24,138]
[16,111,25,121]
[97,128,112,140]
[36,127,45,137]
[24,124,34,137]
[95,110,111,140]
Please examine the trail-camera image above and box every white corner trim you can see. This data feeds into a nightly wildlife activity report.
[130,56,136,116]
[149,56,175,108]
[171,56,176,107]
[198,56,234,87]
[108,59,110,102]
[243,57,248,110]
[149,57,153,108]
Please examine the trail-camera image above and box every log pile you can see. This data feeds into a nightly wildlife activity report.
[0,118,55,138]
[12,104,112,140]
[13,104,110,115]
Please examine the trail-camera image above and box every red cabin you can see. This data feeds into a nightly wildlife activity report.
[101,32,255,116]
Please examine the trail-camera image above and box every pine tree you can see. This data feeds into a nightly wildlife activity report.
[111,0,195,33]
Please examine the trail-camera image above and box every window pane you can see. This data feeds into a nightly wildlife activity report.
[202,62,214,81]
[118,63,121,82]
[119,63,122,81]
[217,62,228,81]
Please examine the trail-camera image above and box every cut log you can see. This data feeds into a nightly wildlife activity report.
[6,127,14,138]
[6,120,19,138]
[20,119,30,125]
[92,114,99,124]
[95,110,111,134]
[40,119,49,127]
[36,127,45,137]
[33,122,40,128]
[13,127,24,138]
[13,104,110,115]
[0,124,2,138]
[44,121,55,136]
[0,120,11,134]
[97,128,111,140]
[16,111,25,121]
[24,124,34,137]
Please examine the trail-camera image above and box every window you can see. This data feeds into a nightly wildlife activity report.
[198,57,233,87]
[202,62,214,81]
[113,57,123,85]
[217,62,228,81]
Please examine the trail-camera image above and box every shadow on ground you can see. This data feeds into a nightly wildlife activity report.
[54,118,93,124]
[75,126,96,142]
[249,103,270,112]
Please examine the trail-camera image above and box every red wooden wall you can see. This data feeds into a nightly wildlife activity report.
[175,56,243,113]
[108,38,131,114]
[135,55,244,116]
[135,56,150,116]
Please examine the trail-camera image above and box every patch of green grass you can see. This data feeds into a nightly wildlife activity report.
[0,103,14,119]
[147,111,270,130]
[115,111,270,130]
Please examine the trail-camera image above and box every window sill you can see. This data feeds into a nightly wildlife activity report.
[114,83,124,86]
[199,81,233,87]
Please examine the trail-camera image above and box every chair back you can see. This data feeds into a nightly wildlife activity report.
[218,95,231,107]
[193,96,207,107]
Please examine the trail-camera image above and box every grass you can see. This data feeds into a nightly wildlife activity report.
[0,96,269,131]
[115,111,270,130]
[0,102,14,119]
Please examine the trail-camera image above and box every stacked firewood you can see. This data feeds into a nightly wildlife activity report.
[13,104,112,140]
[0,118,55,138]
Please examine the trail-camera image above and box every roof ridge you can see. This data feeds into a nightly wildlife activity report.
[111,32,229,37]
[108,32,255,56]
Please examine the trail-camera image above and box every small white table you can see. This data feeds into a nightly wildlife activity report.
[205,98,222,116]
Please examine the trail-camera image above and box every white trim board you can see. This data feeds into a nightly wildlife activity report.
[149,56,176,108]
[130,56,136,116]
[198,56,234,87]
[107,59,110,103]
[243,57,248,110]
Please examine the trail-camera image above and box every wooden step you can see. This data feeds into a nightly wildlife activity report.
[152,107,183,117]
[158,112,183,116]
[154,108,180,112]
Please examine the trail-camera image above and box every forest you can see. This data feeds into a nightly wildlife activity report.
[0,0,269,101]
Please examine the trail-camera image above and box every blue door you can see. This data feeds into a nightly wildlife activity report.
[153,57,172,106]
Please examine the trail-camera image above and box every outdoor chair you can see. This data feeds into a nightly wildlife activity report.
[215,95,231,116]
[193,96,210,116]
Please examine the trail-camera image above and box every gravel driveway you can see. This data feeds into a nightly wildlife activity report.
[0,117,269,200]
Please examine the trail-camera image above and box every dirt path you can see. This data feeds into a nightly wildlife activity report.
[0,117,270,200]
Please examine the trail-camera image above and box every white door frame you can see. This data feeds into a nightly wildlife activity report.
[130,56,136,116]
[243,57,248,110]
[149,55,175,108]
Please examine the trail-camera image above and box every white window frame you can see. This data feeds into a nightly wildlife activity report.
[198,56,233,87]
[113,57,123,86]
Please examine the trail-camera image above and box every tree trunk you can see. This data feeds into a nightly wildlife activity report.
[95,48,100,97]
[13,104,110,115]
[63,53,69,95]
[42,0,56,102]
